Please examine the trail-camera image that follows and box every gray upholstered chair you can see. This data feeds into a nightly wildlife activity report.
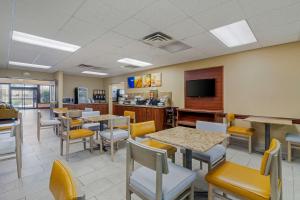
[82,111,102,131]
[181,121,227,171]
[285,132,300,162]
[100,116,130,161]
[37,110,61,141]
[126,138,196,200]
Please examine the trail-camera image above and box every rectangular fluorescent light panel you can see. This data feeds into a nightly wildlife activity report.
[12,31,81,52]
[210,20,257,47]
[117,58,152,67]
[82,71,108,76]
[9,61,52,69]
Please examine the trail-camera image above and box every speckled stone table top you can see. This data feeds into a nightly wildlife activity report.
[82,114,119,122]
[147,126,229,152]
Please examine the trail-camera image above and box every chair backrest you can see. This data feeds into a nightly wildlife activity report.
[81,111,100,118]
[130,121,156,139]
[111,116,130,131]
[127,139,168,200]
[84,108,93,111]
[196,121,227,134]
[49,160,82,200]
[260,139,282,200]
[68,110,82,118]
[124,111,136,123]
[61,116,71,130]
[226,113,235,126]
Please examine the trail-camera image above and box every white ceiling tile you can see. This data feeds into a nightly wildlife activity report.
[55,18,108,46]
[162,18,205,40]
[0,0,12,68]
[236,0,300,17]
[100,0,157,17]
[10,42,42,64]
[134,0,187,30]
[113,18,157,40]
[169,0,226,17]
[259,33,300,47]
[192,1,245,30]
[33,50,70,67]
[74,0,125,30]
[181,32,224,48]
[92,32,134,48]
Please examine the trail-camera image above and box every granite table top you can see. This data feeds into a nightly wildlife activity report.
[147,126,229,153]
[245,116,293,125]
[82,114,119,122]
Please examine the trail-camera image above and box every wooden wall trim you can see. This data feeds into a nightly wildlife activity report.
[184,66,223,110]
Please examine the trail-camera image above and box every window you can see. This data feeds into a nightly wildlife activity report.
[0,84,9,103]
[40,85,50,103]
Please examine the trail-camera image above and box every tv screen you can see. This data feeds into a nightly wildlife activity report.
[186,79,215,97]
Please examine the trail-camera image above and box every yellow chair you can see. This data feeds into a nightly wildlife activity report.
[60,116,95,161]
[226,113,254,153]
[49,160,85,200]
[206,139,282,200]
[115,110,136,130]
[130,121,177,162]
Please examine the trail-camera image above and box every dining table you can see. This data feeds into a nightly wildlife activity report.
[0,120,22,178]
[147,126,229,170]
[245,116,293,150]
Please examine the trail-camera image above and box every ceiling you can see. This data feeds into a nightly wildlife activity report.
[1,0,300,77]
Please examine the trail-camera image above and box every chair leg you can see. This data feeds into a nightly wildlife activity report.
[89,136,93,153]
[182,153,186,167]
[37,125,40,142]
[200,161,203,170]
[208,184,214,200]
[126,189,131,200]
[171,154,175,163]
[111,140,114,161]
[66,140,70,161]
[248,136,252,153]
[83,138,86,150]
[288,142,292,162]
[189,184,194,200]
[60,138,63,156]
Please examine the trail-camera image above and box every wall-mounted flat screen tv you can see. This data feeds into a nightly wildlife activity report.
[186,79,215,97]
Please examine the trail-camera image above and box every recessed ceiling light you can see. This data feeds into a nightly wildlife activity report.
[117,58,152,67]
[12,31,81,52]
[210,20,257,47]
[82,71,108,76]
[9,61,52,69]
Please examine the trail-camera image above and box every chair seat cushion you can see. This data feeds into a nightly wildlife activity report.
[41,119,61,126]
[100,129,129,141]
[71,119,82,127]
[206,161,270,200]
[192,144,225,163]
[69,129,94,139]
[114,125,129,130]
[82,123,100,131]
[141,139,177,156]
[228,126,253,136]
[285,133,300,143]
[130,162,197,200]
[0,126,12,133]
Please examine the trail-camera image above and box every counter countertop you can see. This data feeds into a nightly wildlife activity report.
[63,103,107,105]
[114,104,169,109]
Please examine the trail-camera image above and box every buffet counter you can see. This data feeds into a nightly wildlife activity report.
[113,104,168,130]
[63,103,108,114]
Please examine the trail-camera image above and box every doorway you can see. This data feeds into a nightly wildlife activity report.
[10,84,38,109]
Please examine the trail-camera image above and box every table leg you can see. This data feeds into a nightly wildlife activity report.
[265,123,271,150]
[15,125,22,179]
[184,149,192,170]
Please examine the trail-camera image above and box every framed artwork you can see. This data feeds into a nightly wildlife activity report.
[151,72,162,87]
[142,74,151,87]
[127,77,135,88]
[134,76,142,88]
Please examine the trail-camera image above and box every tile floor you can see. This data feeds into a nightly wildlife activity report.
[0,109,299,200]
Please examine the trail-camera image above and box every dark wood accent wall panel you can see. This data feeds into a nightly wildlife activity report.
[185,66,223,110]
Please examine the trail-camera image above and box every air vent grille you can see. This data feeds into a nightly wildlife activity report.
[78,64,107,71]
[120,65,141,70]
[142,32,174,47]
